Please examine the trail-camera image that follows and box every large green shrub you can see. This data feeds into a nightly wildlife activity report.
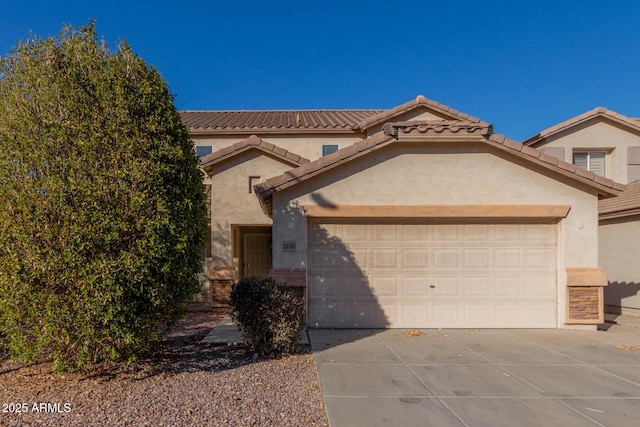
[230,277,304,357]
[0,23,208,372]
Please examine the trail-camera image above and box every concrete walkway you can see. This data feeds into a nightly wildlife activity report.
[308,323,640,427]
[199,317,309,345]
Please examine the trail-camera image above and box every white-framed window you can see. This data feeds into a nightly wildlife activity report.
[322,144,339,156]
[195,145,213,157]
[573,151,606,177]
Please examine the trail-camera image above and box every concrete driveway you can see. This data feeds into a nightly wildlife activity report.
[308,323,640,427]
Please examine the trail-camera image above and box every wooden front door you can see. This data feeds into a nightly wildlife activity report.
[243,232,272,279]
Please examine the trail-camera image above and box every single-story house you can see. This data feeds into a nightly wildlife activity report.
[523,108,640,317]
[181,96,625,330]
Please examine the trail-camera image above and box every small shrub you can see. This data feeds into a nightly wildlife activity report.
[230,277,304,357]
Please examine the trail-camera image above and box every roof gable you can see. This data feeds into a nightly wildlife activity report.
[199,135,309,174]
[524,107,640,147]
[357,95,487,131]
[255,120,624,216]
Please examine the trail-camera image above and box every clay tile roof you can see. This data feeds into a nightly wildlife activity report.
[199,135,309,173]
[180,109,382,133]
[180,95,487,135]
[357,95,487,130]
[599,180,640,219]
[523,107,640,147]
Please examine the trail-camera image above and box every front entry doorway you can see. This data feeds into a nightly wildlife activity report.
[234,225,272,280]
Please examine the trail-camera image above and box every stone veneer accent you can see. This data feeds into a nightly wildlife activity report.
[207,266,236,312]
[568,287,601,321]
[566,267,607,324]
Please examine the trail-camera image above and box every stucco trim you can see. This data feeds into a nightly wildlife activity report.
[269,268,307,287]
[566,267,608,287]
[206,265,236,280]
[302,204,571,219]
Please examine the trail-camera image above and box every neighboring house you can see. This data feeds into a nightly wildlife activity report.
[598,180,640,316]
[523,107,640,185]
[181,96,624,329]
[523,108,640,317]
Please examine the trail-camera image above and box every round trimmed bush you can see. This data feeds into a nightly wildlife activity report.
[230,277,304,357]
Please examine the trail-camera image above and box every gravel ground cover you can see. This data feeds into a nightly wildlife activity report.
[0,312,328,426]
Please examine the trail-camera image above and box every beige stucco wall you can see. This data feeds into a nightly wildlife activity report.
[208,150,296,266]
[193,134,364,162]
[537,120,640,184]
[599,215,640,315]
[270,141,602,328]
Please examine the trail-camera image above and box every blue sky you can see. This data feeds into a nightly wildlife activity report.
[1,1,639,140]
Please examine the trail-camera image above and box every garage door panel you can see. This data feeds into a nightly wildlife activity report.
[525,224,557,242]
[464,224,492,241]
[371,248,400,269]
[433,224,462,241]
[342,277,374,298]
[462,276,492,296]
[434,248,462,268]
[494,248,522,269]
[464,304,493,327]
[309,301,387,329]
[433,304,462,327]
[494,224,522,241]
[403,224,431,241]
[341,224,369,241]
[431,276,461,297]
[524,276,556,298]
[495,303,524,325]
[463,248,492,269]
[402,248,429,269]
[524,303,556,327]
[495,276,523,297]
[372,224,400,242]
[371,276,399,296]
[402,304,430,327]
[524,248,556,270]
[308,222,557,328]
[403,277,430,296]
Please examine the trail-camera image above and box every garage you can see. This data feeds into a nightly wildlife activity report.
[257,120,623,329]
[308,221,557,328]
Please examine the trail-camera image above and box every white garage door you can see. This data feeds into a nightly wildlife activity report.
[308,222,557,328]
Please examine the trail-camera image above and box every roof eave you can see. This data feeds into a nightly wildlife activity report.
[599,208,640,221]
[199,135,310,175]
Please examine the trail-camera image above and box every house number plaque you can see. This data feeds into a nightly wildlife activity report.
[282,241,296,252]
